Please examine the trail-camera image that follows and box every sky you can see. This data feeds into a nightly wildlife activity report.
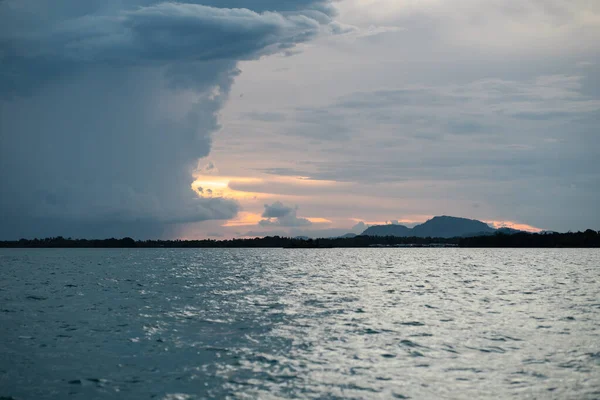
[0,0,599,240]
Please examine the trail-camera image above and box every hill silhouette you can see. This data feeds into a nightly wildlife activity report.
[360,224,412,237]
[362,216,497,238]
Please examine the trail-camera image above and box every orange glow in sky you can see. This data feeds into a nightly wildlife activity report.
[222,212,264,227]
[191,177,266,200]
[191,173,544,236]
[485,220,543,233]
[222,212,331,227]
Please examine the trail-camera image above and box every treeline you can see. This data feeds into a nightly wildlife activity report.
[0,237,139,248]
[0,235,459,248]
[459,230,600,248]
[0,230,599,248]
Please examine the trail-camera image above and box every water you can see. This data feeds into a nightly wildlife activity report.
[0,248,599,399]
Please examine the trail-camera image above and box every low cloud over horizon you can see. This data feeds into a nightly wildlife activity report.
[1,0,599,239]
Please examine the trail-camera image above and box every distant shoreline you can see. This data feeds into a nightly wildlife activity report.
[1,231,598,248]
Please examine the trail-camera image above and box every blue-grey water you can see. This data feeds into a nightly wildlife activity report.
[1,249,599,399]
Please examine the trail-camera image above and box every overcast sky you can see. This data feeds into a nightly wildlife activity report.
[1,0,599,239]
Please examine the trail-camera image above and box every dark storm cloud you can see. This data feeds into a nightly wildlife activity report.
[0,0,335,239]
[0,1,335,94]
[189,0,335,14]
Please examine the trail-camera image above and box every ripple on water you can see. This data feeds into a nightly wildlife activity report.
[399,321,426,326]
[0,248,599,400]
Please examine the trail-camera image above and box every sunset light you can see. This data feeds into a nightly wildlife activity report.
[1,0,598,398]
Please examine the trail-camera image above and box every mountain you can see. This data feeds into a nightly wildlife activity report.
[411,216,496,238]
[361,224,412,237]
[362,216,498,238]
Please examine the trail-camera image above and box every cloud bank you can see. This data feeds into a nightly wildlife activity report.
[0,0,335,239]
[201,0,599,234]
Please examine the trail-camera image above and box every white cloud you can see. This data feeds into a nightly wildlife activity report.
[338,0,600,53]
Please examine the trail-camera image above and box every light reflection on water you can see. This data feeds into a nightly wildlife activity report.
[0,248,599,399]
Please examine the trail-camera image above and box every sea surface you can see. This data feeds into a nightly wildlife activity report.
[0,248,599,399]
